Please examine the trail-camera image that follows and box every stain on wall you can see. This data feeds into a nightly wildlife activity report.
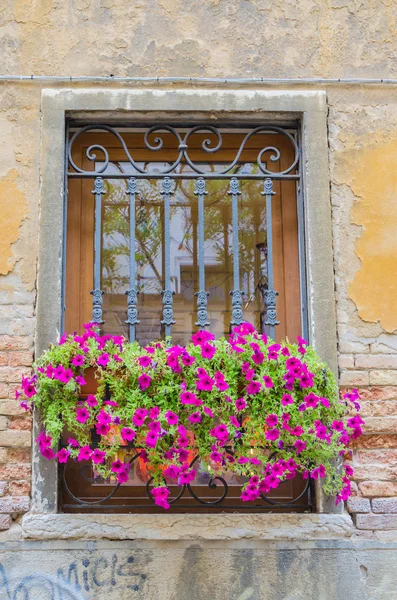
[346,135,397,333]
[0,169,26,276]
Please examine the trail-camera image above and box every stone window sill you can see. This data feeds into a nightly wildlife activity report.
[21,513,354,541]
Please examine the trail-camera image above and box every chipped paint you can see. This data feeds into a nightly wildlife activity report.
[347,135,397,332]
[0,170,27,276]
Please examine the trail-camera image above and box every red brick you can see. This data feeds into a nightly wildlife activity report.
[6,448,31,463]
[0,384,8,399]
[353,435,397,449]
[357,449,397,464]
[8,351,33,367]
[0,336,31,351]
[356,387,397,401]
[0,465,31,480]
[355,355,397,369]
[0,354,8,367]
[0,401,28,416]
[359,481,397,497]
[8,481,30,496]
[360,401,397,417]
[0,367,30,384]
[354,465,397,481]
[8,417,32,431]
[0,430,31,447]
[363,417,397,434]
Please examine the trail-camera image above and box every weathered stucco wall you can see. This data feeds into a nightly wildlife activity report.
[1,1,397,597]
[1,540,397,600]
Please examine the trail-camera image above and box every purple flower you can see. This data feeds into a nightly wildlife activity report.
[75,375,87,386]
[191,331,215,346]
[332,420,345,432]
[97,353,110,367]
[229,415,240,428]
[291,426,304,437]
[237,456,249,464]
[251,351,264,365]
[203,406,214,418]
[76,407,90,424]
[96,422,110,436]
[188,411,202,424]
[138,373,151,391]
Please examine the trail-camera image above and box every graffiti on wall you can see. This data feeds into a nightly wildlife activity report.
[0,553,147,599]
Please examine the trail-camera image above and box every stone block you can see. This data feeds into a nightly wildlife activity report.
[372,498,397,513]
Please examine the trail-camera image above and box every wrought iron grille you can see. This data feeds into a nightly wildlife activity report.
[63,122,311,512]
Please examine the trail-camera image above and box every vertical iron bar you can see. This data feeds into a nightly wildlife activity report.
[261,178,279,340]
[125,178,140,342]
[160,177,175,340]
[90,177,105,324]
[296,126,309,341]
[61,119,70,334]
[194,178,210,329]
[228,177,244,327]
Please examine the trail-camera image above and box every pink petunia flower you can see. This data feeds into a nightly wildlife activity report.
[92,449,106,464]
[97,353,110,367]
[86,394,98,407]
[165,411,179,426]
[121,427,136,442]
[72,354,85,367]
[56,448,70,463]
[138,373,152,391]
[76,407,90,424]
[78,446,92,461]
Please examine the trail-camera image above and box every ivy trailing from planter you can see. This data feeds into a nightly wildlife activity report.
[17,322,363,509]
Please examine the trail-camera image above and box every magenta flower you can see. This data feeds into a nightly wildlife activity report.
[138,355,152,367]
[86,394,98,407]
[304,392,319,408]
[41,447,55,460]
[180,391,199,405]
[145,431,158,448]
[181,353,196,366]
[178,468,196,485]
[245,369,255,381]
[201,343,216,359]
[165,411,179,426]
[76,407,90,424]
[291,426,304,437]
[265,428,280,441]
[235,398,247,411]
[281,347,290,357]
[56,448,70,463]
[294,440,306,454]
[111,459,124,473]
[191,331,215,346]
[251,351,264,365]
[45,364,55,379]
[237,456,249,464]
[246,381,261,395]
[229,415,240,428]
[281,393,293,406]
[78,445,92,461]
[196,375,215,392]
[263,375,274,388]
[344,465,354,476]
[164,465,180,480]
[92,449,106,464]
[97,353,110,367]
[149,420,161,434]
[121,427,136,442]
[210,450,223,463]
[203,406,214,418]
[150,406,160,419]
[72,354,85,367]
[97,410,112,424]
[188,411,202,424]
[75,375,87,386]
[138,373,152,391]
[265,414,279,427]
[96,422,110,436]
[211,424,229,443]
[67,437,79,448]
[332,420,344,432]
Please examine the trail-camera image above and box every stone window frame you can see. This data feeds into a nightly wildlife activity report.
[26,88,344,538]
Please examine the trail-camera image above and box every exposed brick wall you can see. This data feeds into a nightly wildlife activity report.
[0,335,32,530]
